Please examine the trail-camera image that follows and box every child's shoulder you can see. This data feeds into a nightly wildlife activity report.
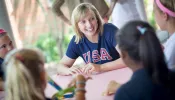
[104,23,118,29]
[103,23,118,33]
[102,23,118,36]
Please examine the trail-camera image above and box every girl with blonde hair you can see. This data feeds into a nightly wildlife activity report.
[154,0,175,70]
[3,49,51,100]
[57,3,125,75]
[0,29,14,91]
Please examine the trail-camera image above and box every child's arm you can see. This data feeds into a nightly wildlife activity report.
[0,78,4,91]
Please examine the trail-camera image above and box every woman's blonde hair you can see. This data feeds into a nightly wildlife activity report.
[71,3,104,44]
[3,48,46,100]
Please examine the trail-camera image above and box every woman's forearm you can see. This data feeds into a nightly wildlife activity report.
[100,58,126,72]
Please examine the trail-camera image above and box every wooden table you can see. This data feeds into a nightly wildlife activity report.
[45,68,132,100]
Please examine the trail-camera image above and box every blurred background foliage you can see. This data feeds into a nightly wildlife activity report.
[34,28,73,63]
[144,0,156,29]
[35,33,59,62]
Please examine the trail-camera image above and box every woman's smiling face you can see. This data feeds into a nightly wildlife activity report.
[78,10,98,38]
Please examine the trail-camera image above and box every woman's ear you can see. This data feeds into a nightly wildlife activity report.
[116,45,127,59]
[162,12,168,21]
[120,50,127,60]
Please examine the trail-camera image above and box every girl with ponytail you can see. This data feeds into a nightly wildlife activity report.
[3,49,51,100]
[114,20,175,100]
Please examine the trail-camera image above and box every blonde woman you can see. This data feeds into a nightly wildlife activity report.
[57,3,126,75]
[3,49,51,100]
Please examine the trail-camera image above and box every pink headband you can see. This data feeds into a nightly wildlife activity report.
[15,54,24,62]
[0,29,6,34]
[155,0,175,17]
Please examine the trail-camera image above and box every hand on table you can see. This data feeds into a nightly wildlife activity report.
[57,64,85,76]
[69,65,84,75]
[58,63,101,76]
[57,68,73,76]
[67,74,92,88]
[56,65,74,76]
[102,80,121,96]
[82,63,101,75]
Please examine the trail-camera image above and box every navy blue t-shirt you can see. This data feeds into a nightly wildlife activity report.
[114,68,174,100]
[66,23,119,64]
[0,58,4,78]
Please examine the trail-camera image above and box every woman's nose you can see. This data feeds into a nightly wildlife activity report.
[7,45,14,51]
[86,21,92,27]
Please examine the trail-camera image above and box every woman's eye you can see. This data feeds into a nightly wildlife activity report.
[0,45,6,49]
[9,41,13,46]
[90,17,95,21]
[80,20,86,24]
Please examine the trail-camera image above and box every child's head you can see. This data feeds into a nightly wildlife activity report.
[153,0,175,32]
[4,48,46,100]
[117,20,168,82]
[71,3,104,43]
[0,29,14,59]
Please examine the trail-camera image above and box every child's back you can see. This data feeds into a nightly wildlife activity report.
[114,20,175,100]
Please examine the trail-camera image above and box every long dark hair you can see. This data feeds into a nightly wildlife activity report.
[117,20,175,96]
